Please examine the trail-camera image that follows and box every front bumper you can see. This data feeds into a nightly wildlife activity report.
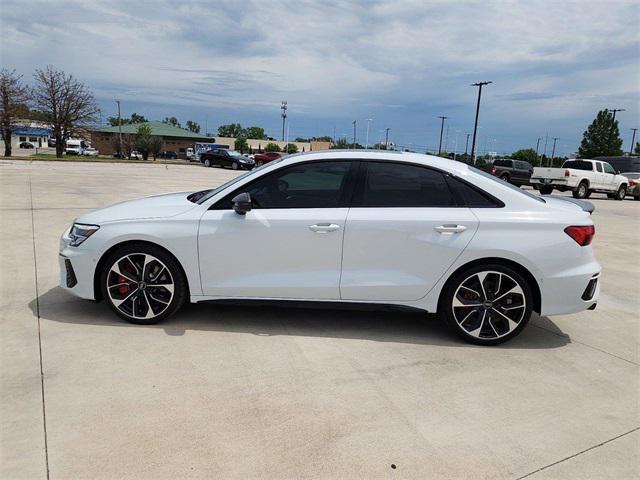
[58,229,99,300]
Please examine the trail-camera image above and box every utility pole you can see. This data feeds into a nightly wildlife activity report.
[444,125,450,152]
[385,128,390,149]
[465,133,470,155]
[535,137,542,164]
[551,137,559,164]
[470,81,492,164]
[352,120,357,149]
[280,101,287,141]
[610,108,625,124]
[437,116,447,154]
[630,128,638,155]
[365,118,373,149]
[115,99,122,157]
[542,134,549,166]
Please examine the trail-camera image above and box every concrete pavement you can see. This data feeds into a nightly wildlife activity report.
[1,159,638,479]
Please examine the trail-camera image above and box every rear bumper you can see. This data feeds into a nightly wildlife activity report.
[539,261,601,316]
[531,178,570,187]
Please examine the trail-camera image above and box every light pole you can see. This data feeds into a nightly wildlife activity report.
[352,120,357,149]
[470,81,492,164]
[535,137,542,164]
[630,128,638,155]
[551,137,559,164]
[465,133,470,156]
[365,118,373,149]
[280,101,287,141]
[437,116,447,154]
[453,130,460,161]
[542,134,549,166]
[609,108,625,124]
[115,99,122,157]
[385,128,390,149]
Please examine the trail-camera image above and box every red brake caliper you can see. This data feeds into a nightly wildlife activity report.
[117,275,129,295]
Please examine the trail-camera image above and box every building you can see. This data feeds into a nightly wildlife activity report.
[91,121,332,158]
[91,121,212,158]
[0,126,51,153]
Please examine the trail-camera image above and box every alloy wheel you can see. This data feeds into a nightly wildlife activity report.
[452,271,526,340]
[106,253,174,320]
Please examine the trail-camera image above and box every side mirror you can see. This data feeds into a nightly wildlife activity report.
[616,170,620,175]
[232,192,252,215]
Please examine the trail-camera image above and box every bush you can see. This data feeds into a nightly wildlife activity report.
[265,142,281,152]
[234,138,249,153]
[284,143,298,154]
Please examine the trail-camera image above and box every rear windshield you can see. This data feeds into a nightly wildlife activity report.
[469,166,545,203]
[563,160,593,171]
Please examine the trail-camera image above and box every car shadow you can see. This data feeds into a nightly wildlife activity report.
[30,286,571,350]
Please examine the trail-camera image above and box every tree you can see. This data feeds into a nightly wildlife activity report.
[331,138,351,149]
[0,69,32,157]
[111,133,134,158]
[33,66,99,158]
[134,124,153,160]
[149,136,162,160]
[217,123,244,137]
[163,116,181,128]
[511,148,539,166]
[245,126,266,139]
[130,113,147,124]
[108,112,147,126]
[635,142,640,155]
[578,109,623,158]
[265,142,281,152]
[234,137,249,153]
[372,143,388,150]
[185,120,200,133]
[284,143,298,154]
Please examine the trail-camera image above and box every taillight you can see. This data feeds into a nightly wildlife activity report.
[564,169,570,177]
[491,166,496,174]
[629,179,638,186]
[564,225,595,246]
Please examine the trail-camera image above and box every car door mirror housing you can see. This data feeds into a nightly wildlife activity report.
[232,192,252,215]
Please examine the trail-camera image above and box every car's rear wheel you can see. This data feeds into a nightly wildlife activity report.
[573,181,588,199]
[204,158,211,167]
[441,264,533,345]
[539,185,553,195]
[101,244,187,325]
[615,185,627,200]
[500,173,510,182]
[232,161,239,170]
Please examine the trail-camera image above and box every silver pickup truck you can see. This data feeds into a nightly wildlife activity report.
[531,159,628,200]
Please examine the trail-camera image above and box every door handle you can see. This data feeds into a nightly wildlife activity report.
[309,223,340,233]
[435,224,467,234]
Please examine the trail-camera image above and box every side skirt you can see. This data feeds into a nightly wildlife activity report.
[196,298,428,314]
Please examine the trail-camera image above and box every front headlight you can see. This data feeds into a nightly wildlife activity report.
[69,223,100,247]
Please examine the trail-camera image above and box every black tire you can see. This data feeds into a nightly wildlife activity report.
[614,185,627,201]
[232,161,239,170]
[204,158,211,167]
[635,195,639,201]
[584,190,592,199]
[573,181,588,199]
[440,263,534,346]
[539,186,553,195]
[500,173,510,182]
[100,243,187,325]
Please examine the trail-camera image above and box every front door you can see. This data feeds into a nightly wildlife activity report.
[340,161,479,301]
[198,160,355,299]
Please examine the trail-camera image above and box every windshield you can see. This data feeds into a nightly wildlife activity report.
[190,157,286,204]
[469,166,545,203]
[228,150,243,157]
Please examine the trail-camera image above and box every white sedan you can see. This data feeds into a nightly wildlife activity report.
[59,151,601,345]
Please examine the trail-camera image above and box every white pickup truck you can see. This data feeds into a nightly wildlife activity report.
[531,159,628,200]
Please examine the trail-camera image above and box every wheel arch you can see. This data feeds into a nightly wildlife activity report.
[437,257,541,314]
[577,178,590,188]
[93,240,190,301]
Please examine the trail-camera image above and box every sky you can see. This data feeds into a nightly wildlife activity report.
[1,0,639,155]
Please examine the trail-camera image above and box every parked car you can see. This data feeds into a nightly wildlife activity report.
[531,159,628,199]
[486,159,533,186]
[48,138,56,148]
[129,151,143,160]
[59,151,601,346]
[200,148,255,170]
[622,172,640,200]
[253,151,282,166]
[82,147,99,156]
[19,142,34,149]
[186,147,195,161]
[157,151,177,159]
[65,139,85,155]
[113,152,128,159]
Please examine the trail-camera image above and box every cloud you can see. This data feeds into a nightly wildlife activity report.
[1,0,638,151]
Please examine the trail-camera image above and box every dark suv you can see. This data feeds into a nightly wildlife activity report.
[488,159,533,186]
[157,151,178,159]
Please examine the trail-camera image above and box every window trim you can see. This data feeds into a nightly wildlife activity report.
[209,159,359,210]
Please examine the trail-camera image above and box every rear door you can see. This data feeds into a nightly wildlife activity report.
[340,161,479,302]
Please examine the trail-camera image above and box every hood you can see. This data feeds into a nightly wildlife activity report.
[75,191,198,224]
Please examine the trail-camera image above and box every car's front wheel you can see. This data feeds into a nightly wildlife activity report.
[101,244,187,325]
[614,185,627,201]
[441,264,533,345]
[204,158,211,167]
[232,161,239,170]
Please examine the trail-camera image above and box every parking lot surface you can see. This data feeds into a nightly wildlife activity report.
[1,159,638,479]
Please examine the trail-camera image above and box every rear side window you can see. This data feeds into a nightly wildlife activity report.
[563,160,593,171]
[494,159,512,167]
[354,162,454,207]
[445,175,503,207]
[596,163,604,172]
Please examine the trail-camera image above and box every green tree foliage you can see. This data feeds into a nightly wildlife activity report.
[511,148,539,166]
[265,142,281,152]
[372,143,388,150]
[108,112,147,126]
[635,142,640,155]
[130,113,147,124]
[149,136,162,160]
[162,116,181,128]
[578,109,623,158]
[331,138,351,149]
[217,123,244,137]
[234,137,249,153]
[245,126,266,139]
[134,124,153,160]
[185,120,200,133]
[284,143,298,154]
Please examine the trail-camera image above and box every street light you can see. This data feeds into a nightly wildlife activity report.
[280,101,287,141]
[365,118,373,149]
[470,81,492,164]
[352,120,357,149]
[630,128,638,155]
[437,116,447,155]
[115,99,122,157]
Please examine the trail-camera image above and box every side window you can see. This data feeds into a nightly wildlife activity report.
[355,162,455,207]
[19,136,27,142]
[445,175,503,208]
[214,161,351,209]
[596,163,604,173]
[603,163,615,174]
